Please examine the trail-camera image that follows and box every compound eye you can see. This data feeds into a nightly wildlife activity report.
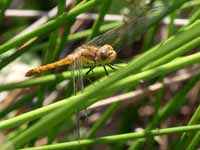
[98,44,115,61]
[100,51,108,60]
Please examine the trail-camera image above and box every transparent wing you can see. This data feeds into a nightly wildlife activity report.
[71,57,84,139]
[87,3,166,50]
[87,16,148,49]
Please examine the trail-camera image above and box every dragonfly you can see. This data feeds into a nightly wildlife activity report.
[25,44,117,77]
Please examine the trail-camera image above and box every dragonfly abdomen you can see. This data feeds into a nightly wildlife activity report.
[25,56,73,77]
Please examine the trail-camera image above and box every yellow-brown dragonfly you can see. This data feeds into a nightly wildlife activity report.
[25,44,116,77]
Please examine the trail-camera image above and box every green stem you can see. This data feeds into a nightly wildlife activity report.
[168,11,176,37]
[176,105,200,149]
[17,124,200,150]
[142,26,157,51]
[182,0,200,9]
[189,7,200,24]
[143,36,200,70]
[186,131,200,150]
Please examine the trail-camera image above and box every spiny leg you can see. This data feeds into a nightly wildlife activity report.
[86,59,97,76]
[103,65,109,76]
[107,64,117,70]
[86,66,95,76]
[85,66,96,86]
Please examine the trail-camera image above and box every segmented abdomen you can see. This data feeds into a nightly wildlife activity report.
[25,56,73,77]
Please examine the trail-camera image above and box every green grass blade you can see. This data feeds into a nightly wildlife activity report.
[175,105,200,149]
[16,124,200,150]
[143,36,200,70]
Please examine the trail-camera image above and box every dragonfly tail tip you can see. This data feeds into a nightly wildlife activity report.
[25,69,37,77]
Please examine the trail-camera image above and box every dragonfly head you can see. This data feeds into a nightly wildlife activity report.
[97,44,117,65]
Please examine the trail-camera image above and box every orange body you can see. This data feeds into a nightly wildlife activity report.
[25,44,116,77]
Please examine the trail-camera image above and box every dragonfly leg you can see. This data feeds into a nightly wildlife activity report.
[107,64,117,70]
[103,65,109,76]
[86,66,95,75]
[86,59,97,76]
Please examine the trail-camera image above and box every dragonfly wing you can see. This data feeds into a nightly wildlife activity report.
[87,3,166,51]
[70,57,84,140]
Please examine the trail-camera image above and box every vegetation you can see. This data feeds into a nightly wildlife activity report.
[0,0,200,149]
